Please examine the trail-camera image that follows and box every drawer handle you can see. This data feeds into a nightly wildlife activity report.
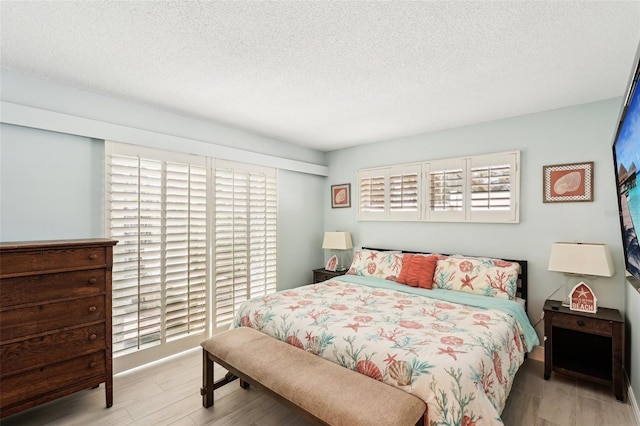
[89,361,97,369]
[88,254,98,260]
[89,334,97,341]
[88,277,97,284]
[577,320,585,326]
[88,306,97,312]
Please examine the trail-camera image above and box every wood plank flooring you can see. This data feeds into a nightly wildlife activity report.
[1,348,637,426]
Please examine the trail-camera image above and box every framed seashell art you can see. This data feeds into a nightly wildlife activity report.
[543,161,594,203]
[331,183,351,208]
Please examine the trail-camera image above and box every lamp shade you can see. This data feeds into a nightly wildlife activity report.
[322,232,353,250]
[548,242,615,277]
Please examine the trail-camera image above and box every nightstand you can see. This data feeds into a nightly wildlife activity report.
[312,268,346,283]
[543,299,625,401]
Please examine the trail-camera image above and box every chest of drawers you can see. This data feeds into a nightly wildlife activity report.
[0,239,117,417]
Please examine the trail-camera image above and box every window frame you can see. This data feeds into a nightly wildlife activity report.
[358,150,520,224]
[105,142,278,371]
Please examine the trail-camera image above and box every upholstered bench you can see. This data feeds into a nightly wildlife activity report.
[201,327,427,426]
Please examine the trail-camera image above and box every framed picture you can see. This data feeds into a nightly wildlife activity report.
[543,161,594,203]
[331,183,351,208]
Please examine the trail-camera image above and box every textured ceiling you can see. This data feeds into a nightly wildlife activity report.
[1,1,639,152]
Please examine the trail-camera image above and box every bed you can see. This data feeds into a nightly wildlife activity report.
[230,248,538,425]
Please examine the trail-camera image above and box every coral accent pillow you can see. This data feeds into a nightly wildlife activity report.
[346,249,403,281]
[397,254,438,289]
[433,256,520,300]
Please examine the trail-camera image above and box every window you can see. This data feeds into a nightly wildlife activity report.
[389,165,421,218]
[357,164,421,221]
[358,169,386,220]
[467,152,518,222]
[213,161,277,332]
[106,142,277,368]
[425,158,465,222]
[358,151,519,223]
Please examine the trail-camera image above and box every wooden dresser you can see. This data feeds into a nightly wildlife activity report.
[0,238,117,418]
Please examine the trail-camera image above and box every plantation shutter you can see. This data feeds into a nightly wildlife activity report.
[213,161,277,332]
[468,151,519,222]
[164,163,208,341]
[106,142,208,367]
[388,165,421,220]
[425,158,465,221]
[358,169,386,220]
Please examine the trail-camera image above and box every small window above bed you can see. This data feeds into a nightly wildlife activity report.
[357,150,520,224]
[359,164,422,221]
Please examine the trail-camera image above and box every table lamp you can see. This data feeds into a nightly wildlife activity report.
[322,231,353,271]
[548,242,615,309]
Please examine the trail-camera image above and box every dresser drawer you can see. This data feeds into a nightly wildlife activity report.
[552,312,612,336]
[0,296,105,341]
[0,351,106,408]
[0,247,106,276]
[1,324,106,375]
[0,270,105,307]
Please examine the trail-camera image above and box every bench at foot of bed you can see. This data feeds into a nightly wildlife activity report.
[201,327,427,426]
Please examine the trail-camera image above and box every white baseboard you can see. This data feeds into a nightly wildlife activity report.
[628,372,640,426]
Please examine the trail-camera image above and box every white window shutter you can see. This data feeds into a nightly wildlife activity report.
[358,169,386,220]
[388,164,421,221]
[213,163,277,331]
[164,162,208,342]
[468,151,519,223]
[425,158,466,222]
[107,150,208,357]
[106,143,278,368]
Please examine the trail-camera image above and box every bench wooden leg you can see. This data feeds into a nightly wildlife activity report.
[202,349,215,408]
[202,349,246,408]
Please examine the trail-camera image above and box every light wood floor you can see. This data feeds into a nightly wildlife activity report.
[1,348,637,426]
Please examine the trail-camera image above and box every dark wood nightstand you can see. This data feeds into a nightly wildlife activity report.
[312,268,346,283]
[543,299,625,401]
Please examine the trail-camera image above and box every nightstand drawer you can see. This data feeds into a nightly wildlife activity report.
[312,268,346,283]
[315,271,336,282]
[552,313,611,336]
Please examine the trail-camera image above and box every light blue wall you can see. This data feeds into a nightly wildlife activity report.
[2,69,637,408]
[0,123,104,240]
[0,71,326,289]
[0,70,324,167]
[325,97,640,405]
[325,99,625,340]
[278,169,326,289]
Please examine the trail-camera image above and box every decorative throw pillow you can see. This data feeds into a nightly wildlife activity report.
[433,256,519,300]
[397,254,438,289]
[346,249,403,281]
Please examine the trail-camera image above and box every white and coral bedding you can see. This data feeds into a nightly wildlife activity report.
[232,274,539,425]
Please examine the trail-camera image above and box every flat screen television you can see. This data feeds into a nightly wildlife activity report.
[612,49,640,281]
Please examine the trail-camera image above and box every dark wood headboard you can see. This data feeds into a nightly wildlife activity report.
[362,247,529,308]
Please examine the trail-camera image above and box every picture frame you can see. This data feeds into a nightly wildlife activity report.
[331,183,351,208]
[543,161,594,203]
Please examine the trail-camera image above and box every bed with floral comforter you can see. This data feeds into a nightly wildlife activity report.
[232,274,538,426]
